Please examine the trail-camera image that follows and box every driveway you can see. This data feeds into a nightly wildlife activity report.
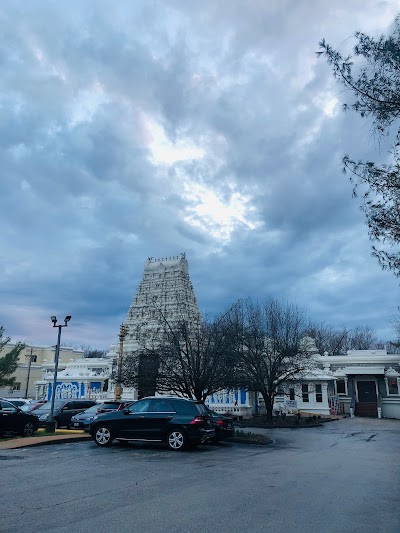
[0,417,399,533]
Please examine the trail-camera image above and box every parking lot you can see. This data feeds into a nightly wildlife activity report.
[1,417,399,533]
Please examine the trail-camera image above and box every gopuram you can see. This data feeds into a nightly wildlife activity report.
[122,253,201,397]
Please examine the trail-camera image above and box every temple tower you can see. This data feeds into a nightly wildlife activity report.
[124,252,199,343]
[122,254,200,397]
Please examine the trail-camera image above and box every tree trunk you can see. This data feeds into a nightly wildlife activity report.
[263,394,274,421]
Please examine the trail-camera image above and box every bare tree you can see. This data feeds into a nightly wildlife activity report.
[231,298,314,420]
[122,303,237,401]
[305,322,349,355]
[347,326,377,350]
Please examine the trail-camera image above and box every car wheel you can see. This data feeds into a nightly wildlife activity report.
[94,426,113,447]
[22,421,36,437]
[167,429,186,451]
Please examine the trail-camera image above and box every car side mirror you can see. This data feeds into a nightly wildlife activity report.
[123,408,130,415]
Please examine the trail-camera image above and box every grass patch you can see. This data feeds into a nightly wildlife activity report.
[231,430,272,445]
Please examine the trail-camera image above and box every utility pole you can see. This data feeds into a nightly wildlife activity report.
[114,324,129,400]
[24,348,37,398]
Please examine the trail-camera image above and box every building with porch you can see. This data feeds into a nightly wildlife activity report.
[315,350,400,419]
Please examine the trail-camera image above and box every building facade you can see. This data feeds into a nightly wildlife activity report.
[315,350,400,419]
[0,344,84,399]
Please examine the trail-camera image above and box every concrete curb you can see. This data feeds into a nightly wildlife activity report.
[0,434,91,450]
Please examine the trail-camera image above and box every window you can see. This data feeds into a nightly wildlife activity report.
[149,399,175,412]
[388,378,399,395]
[0,400,17,413]
[336,379,346,395]
[128,399,152,413]
[289,388,295,401]
[302,384,309,402]
[315,384,323,403]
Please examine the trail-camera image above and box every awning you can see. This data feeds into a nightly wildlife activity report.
[342,366,385,375]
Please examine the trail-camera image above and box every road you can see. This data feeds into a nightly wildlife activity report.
[1,417,399,533]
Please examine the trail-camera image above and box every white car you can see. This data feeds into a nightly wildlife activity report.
[3,398,35,409]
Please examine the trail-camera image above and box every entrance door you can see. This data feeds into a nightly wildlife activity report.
[355,381,378,417]
[357,381,377,403]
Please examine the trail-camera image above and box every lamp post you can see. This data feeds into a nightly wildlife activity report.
[114,324,129,400]
[45,315,71,433]
[24,348,37,399]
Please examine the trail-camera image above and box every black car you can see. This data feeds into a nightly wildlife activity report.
[89,396,215,450]
[70,405,100,432]
[35,399,97,429]
[206,408,235,442]
[0,398,39,437]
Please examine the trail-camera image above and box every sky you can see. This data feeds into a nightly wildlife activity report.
[1,0,400,350]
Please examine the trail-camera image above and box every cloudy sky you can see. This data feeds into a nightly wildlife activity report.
[2,0,400,350]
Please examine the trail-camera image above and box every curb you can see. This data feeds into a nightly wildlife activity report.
[0,434,91,450]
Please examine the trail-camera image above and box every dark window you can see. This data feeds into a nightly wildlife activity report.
[128,399,152,413]
[302,384,309,402]
[171,399,197,415]
[0,400,17,412]
[388,379,399,395]
[336,380,346,394]
[289,388,295,401]
[315,384,323,403]
[149,399,175,412]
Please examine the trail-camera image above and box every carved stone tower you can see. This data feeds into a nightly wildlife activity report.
[123,254,201,396]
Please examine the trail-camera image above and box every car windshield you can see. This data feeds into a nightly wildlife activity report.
[35,401,65,411]
[83,405,99,414]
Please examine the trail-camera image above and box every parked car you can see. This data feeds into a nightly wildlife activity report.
[96,400,126,413]
[3,398,34,409]
[70,405,100,432]
[89,396,214,450]
[205,408,235,442]
[0,398,39,437]
[20,400,47,412]
[34,399,97,429]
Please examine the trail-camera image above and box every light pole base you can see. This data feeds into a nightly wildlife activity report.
[45,421,56,433]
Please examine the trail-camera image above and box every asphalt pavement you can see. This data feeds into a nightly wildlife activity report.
[1,417,399,533]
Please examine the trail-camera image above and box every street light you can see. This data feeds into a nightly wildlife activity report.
[114,324,129,400]
[45,315,71,433]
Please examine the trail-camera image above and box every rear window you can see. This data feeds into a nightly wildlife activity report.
[171,400,197,415]
[99,402,121,409]
[193,403,209,416]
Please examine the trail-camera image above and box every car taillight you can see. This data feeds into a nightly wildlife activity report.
[190,416,205,425]
[217,419,224,427]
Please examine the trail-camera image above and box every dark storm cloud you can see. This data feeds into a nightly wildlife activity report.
[1,0,399,347]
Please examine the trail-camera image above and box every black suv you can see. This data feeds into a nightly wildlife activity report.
[35,399,97,429]
[0,398,39,437]
[89,396,215,450]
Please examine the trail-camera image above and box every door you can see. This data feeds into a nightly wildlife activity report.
[60,402,79,426]
[357,381,377,403]
[118,398,152,439]
[140,399,175,440]
[0,400,21,434]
